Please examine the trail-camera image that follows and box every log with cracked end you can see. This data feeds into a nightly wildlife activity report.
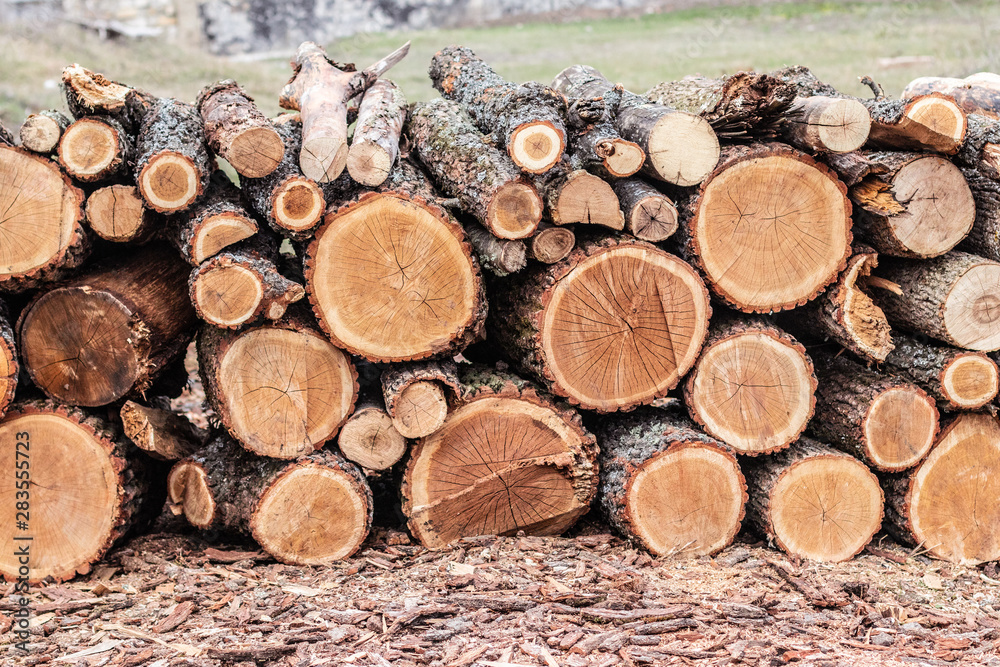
[381,360,461,439]
[595,405,747,558]
[337,390,408,473]
[552,65,720,187]
[19,109,71,154]
[86,184,161,243]
[61,63,151,132]
[407,98,543,240]
[613,178,678,242]
[120,399,209,461]
[17,243,198,407]
[168,435,372,565]
[534,162,624,230]
[168,171,259,265]
[781,96,871,154]
[134,98,213,213]
[528,222,575,264]
[58,116,132,183]
[883,412,1000,565]
[402,365,599,548]
[197,79,284,178]
[744,437,884,563]
[903,73,1000,120]
[279,40,410,183]
[347,79,406,187]
[864,93,967,155]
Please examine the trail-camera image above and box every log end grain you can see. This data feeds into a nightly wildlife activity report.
[941,353,1000,409]
[487,181,544,239]
[601,138,645,178]
[272,178,325,234]
[299,135,349,184]
[943,260,1000,351]
[138,151,203,212]
[20,111,68,154]
[644,111,720,187]
[868,93,968,154]
[338,406,408,471]
[85,184,155,242]
[530,225,575,264]
[863,385,939,471]
[508,120,566,174]
[192,213,258,264]
[228,126,285,178]
[346,139,394,187]
[391,380,448,439]
[58,118,124,182]
[786,96,871,153]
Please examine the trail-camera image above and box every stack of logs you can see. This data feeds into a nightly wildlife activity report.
[2,45,1000,583]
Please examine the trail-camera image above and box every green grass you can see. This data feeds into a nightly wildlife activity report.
[1,1,998,132]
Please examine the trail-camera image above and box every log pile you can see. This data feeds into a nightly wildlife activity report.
[2,50,1000,583]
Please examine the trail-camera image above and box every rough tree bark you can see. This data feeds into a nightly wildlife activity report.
[197,79,284,178]
[613,178,678,242]
[0,304,17,419]
[347,79,406,187]
[465,223,527,277]
[561,95,644,178]
[381,359,460,439]
[134,98,212,213]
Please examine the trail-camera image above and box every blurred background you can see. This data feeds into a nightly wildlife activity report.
[1,0,998,132]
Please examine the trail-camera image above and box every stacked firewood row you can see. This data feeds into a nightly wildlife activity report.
[2,44,1000,583]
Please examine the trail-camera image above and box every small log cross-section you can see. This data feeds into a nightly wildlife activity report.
[682,142,852,313]
[904,73,1000,119]
[381,360,461,439]
[19,109,71,155]
[808,351,938,472]
[684,317,816,456]
[873,251,1000,352]
[198,315,357,459]
[135,98,212,213]
[0,146,89,292]
[884,413,1000,565]
[865,93,967,155]
[86,184,160,243]
[121,400,208,461]
[595,406,746,557]
[197,79,284,178]
[337,393,408,472]
[279,41,410,183]
[58,116,131,183]
[0,401,164,582]
[535,164,624,230]
[529,223,575,264]
[18,244,197,406]
[744,437,884,563]
[168,172,258,265]
[306,191,486,362]
[347,79,406,187]
[562,96,644,178]
[402,367,599,548]
[408,99,543,240]
[168,435,372,565]
[781,96,871,154]
[489,237,711,412]
[613,178,678,243]
[430,46,567,174]
[881,334,999,411]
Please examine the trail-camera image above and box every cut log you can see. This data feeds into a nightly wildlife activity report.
[347,79,406,187]
[782,96,871,154]
[465,222,527,277]
[489,237,711,412]
[408,98,542,240]
[957,166,1000,263]
[190,247,305,328]
[279,41,410,182]
[903,73,1000,119]
[808,350,938,472]
[197,79,283,178]
[744,437,884,562]
[430,46,566,174]
[681,142,852,313]
[0,400,164,582]
[954,114,1000,179]
[241,117,325,240]
[168,435,371,564]
[872,251,1000,351]
[0,305,17,419]
[306,190,486,362]
[595,405,746,557]
[529,222,575,264]
[562,96,643,178]
[381,360,460,439]
[551,65,720,187]
[402,366,598,548]
[535,164,624,230]
[197,314,357,458]
[683,316,816,456]
[19,109,71,154]
[864,93,967,155]
[18,243,196,406]
[880,334,999,411]
[135,98,212,213]
[0,146,89,292]
[337,393,408,472]
[85,183,160,243]
[883,413,1000,565]
[824,150,975,259]
[120,399,208,460]
[61,64,148,132]
[168,171,258,265]
[613,178,678,242]
[58,116,131,183]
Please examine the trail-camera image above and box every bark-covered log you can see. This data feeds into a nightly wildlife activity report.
[684,316,816,456]
[562,95,643,178]
[595,405,746,557]
[781,96,871,154]
[0,146,89,292]
[166,171,256,266]
[347,79,406,187]
[880,333,999,411]
[864,93,967,155]
[85,184,161,243]
[381,359,460,439]
[872,251,1000,351]
[552,65,720,187]
[954,114,1000,179]
[402,365,598,548]
[18,243,197,406]
[279,41,409,182]
[61,64,149,132]
[430,46,567,174]
[488,237,711,412]
[883,413,1000,565]
[613,178,678,242]
[903,73,1000,120]
[0,400,165,582]
[0,124,12,146]
[808,350,938,472]
[408,98,542,240]
[0,304,17,419]
[19,109,71,154]
[58,116,132,183]
[241,116,326,240]
[120,399,208,460]
[168,435,372,565]
[535,163,624,230]
[528,222,575,264]
[198,314,358,458]
[337,390,408,472]
[957,166,1000,262]
[135,98,212,213]
[465,223,527,277]
[197,79,284,178]
[680,142,852,313]
[744,437,884,562]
